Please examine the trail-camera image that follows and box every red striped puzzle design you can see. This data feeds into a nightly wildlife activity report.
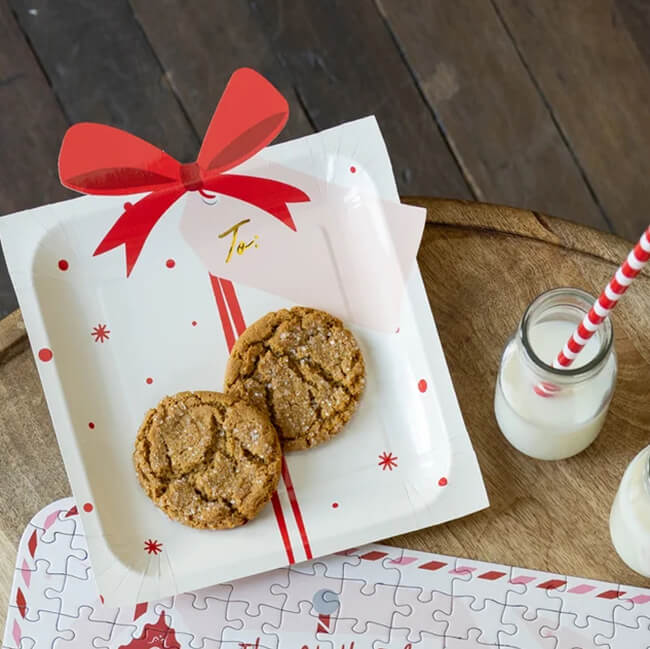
[336,547,648,602]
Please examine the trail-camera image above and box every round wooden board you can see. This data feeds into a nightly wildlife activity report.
[388,198,650,588]
[0,198,648,626]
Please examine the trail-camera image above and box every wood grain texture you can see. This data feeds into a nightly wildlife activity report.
[10,0,199,162]
[376,0,611,233]
[130,0,313,142]
[493,0,650,241]
[0,1,72,318]
[249,0,472,199]
[1,199,648,631]
[0,312,70,628]
[616,0,650,69]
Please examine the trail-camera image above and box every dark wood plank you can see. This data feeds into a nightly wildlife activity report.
[249,0,472,199]
[616,0,650,70]
[494,0,650,242]
[0,1,72,319]
[10,0,199,162]
[377,0,611,233]
[130,0,313,142]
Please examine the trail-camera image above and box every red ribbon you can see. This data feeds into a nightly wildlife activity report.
[58,68,310,276]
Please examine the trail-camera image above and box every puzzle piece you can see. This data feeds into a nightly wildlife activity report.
[92,619,139,649]
[334,579,404,640]
[290,551,362,580]
[226,599,283,646]
[390,584,450,644]
[500,604,562,649]
[44,552,95,612]
[598,615,650,649]
[270,563,342,614]
[441,594,512,646]
[392,555,455,604]
[594,596,650,649]
[342,547,403,592]
[37,513,88,565]
[9,558,66,622]
[174,591,243,648]
[267,600,318,648]
[5,609,73,647]
[509,565,567,616]
[226,568,286,619]
[433,559,518,645]
[51,605,116,648]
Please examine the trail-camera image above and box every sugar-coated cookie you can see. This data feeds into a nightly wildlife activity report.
[224,307,365,451]
[134,391,281,529]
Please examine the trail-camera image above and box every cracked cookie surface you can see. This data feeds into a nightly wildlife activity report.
[224,307,365,451]
[134,391,281,529]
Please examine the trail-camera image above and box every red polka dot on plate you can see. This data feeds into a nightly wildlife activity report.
[438,477,448,487]
[83,502,94,513]
[349,165,356,173]
[418,379,427,393]
[88,422,95,429]
[191,321,197,327]
[38,348,53,362]
[332,502,339,509]
[146,377,153,385]
[166,259,175,269]
[58,259,69,271]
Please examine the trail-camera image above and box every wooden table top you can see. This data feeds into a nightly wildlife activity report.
[1,198,649,629]
[2,1,650,319]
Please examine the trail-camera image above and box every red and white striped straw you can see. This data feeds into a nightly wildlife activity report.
[535,225,650,397]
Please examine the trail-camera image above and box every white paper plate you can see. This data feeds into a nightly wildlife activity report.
[0,117,488,605]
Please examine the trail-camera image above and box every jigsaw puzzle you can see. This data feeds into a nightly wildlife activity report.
[2,498,649,648]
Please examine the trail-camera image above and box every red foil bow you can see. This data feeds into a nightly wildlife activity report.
[58,68,310,276]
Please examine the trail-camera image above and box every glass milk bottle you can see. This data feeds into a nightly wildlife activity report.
[494,288,617,460]
[610,446,650,577]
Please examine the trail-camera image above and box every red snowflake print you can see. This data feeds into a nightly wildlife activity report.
[91,324,110,343]
[144,539,163,555]
[378,452,398,471]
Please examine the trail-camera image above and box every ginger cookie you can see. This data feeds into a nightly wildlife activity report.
[134,391,281,529]
[224,307,365,451]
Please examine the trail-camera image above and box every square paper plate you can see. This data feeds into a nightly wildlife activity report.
[0,117,488,605]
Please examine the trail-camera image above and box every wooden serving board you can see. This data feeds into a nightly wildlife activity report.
[1,198,649,628]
